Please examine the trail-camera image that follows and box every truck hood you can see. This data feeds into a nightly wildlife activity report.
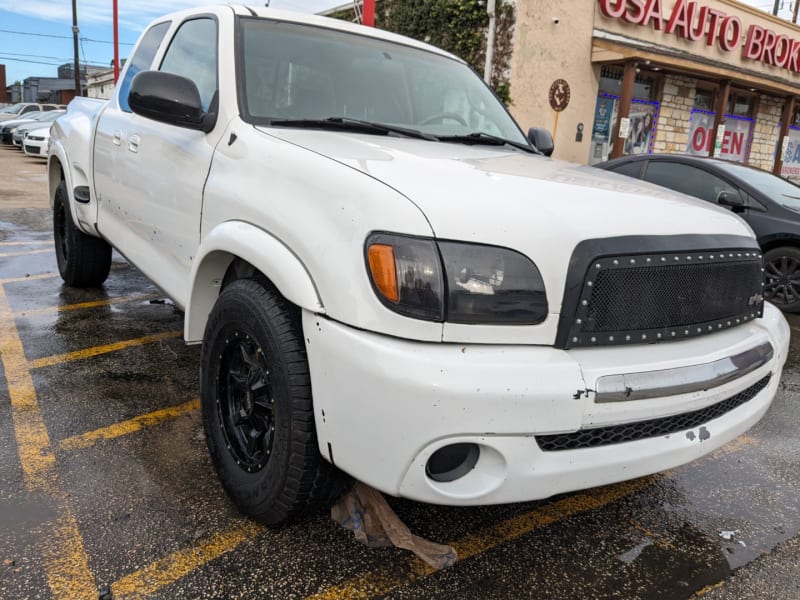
[260,128,754,314]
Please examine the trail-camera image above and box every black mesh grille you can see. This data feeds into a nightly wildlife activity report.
[24,144,39,155]
[565,250,764,347]
[535,374,770,452]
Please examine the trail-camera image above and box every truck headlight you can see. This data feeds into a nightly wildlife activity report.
[366,233,548,324]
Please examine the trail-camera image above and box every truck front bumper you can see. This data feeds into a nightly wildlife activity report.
[303,303,789,505]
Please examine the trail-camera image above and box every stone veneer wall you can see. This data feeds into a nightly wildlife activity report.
[652,74,784,172]
[749,95,782,172]
[653,75,694,155]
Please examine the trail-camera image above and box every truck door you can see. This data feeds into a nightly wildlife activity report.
[95,16,221,307]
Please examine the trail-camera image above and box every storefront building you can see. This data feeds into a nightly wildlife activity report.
[508,0,800,179]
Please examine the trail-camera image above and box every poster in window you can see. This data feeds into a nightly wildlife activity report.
[623,104,656,155]
[686,111,752,162]
[780,127,800,183]
[592,97,612,141]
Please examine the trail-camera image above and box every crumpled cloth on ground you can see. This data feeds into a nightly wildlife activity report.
[331,481,458,570]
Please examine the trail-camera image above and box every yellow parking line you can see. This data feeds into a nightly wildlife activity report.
[0,282,96,598]
[0,240,52,246]
[694,581,725,597]
[0,262,128,285]
[16,292,159,317]
[60,399,200,451]
[112,521,263,599]
[307,477,654,600]
[0,248,51,258]
[29,330,182,369]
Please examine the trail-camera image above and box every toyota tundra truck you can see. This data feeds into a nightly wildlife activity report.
[48,5,789,525]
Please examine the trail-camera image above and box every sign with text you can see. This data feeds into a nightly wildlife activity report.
[598,0,800,76]
[686,110,752,162]
[780,127,800,181]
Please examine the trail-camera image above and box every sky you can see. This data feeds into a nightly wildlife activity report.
[0,1,794,86]
[0,0,345,84]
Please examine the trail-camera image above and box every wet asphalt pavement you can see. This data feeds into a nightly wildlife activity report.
[1,145,799,599]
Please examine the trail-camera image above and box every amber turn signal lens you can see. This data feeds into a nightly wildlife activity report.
[368,244,399,303]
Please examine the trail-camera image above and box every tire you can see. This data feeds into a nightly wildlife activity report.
[763,246,800,313]
[53,180,112,287]
[200,278,347,525]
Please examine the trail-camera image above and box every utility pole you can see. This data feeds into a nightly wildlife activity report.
[484,0,497,84]
[363,0,375,26]
[71,0,82,96]
[113,0,120,83]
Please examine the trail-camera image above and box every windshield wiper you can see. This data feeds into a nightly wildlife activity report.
[437,131,537,153]
[268,117,438,141]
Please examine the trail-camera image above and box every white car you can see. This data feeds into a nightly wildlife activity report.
[13,110,65,147]
[47,6,789,525]
[22,125,51,158]
[0,102,63,122]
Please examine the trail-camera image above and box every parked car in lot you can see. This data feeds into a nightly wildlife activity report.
[0,102,64,122]
[0,111,48,144]
[48,6,788,525]
[22,125,51,158]
[12,110,65,147]
[596,154,800,312]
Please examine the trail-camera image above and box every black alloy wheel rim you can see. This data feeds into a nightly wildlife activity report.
[216,329,274,473]
[56,202,68,262]
[764,255,800,305]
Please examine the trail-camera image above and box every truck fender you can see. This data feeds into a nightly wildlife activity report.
[184,220,324,342]
[47,140,96,236]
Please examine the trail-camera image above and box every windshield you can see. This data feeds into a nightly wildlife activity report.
[0,103,25,115]
[714,161,800,210]
[238,18,527,144]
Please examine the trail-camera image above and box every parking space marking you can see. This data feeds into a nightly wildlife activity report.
[59,399,200,451]
[0,248,51,258]
[0,240,52,246]
[1,263,128,285]
[111,521,263,599]
[29,330,182,369]
[307,477,654,600]
[0,282,97,598]
[16,292,159,317]
[694,581,725,596]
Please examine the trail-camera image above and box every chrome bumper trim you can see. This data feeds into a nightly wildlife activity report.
[595,341,774,403]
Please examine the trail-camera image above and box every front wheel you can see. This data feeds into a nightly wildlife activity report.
[763,246,800,312]
[200,278,345,525]
[53,181,111,287]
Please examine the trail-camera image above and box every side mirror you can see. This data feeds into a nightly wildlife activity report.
[128,71,215,133]
[717,190,746,211]
[527,127,554,157]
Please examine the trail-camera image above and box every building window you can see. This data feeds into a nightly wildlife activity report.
[727,92,755,118]
[694,88,714,110]
[590,66,660,164]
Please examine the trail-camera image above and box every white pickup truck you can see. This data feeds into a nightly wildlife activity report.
[49,5,789,525]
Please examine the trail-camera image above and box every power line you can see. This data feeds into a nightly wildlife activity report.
[0,51,74,61]
[0,55,113,68]
[0,28,135,45]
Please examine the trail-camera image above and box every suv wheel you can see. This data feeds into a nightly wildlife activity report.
[200,278,346,525]
[53,181,112,287]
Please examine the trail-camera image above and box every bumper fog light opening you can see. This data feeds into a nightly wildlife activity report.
[425,443,480,483]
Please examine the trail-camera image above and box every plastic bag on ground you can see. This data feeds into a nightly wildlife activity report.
[331,481,458,570]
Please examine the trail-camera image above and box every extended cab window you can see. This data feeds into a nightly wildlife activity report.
[160,18,218,112]
[119,21,171,113]
[644,161,739,204]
